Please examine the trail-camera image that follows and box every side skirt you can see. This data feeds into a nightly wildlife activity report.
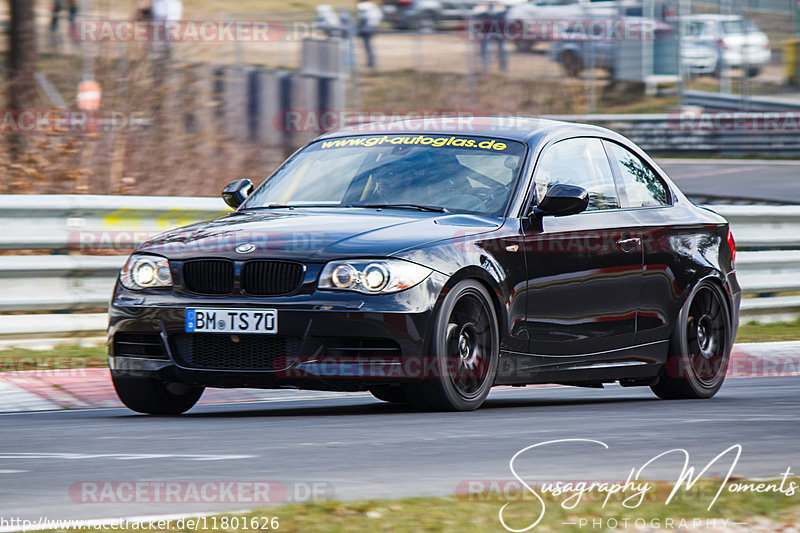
[494,340,669,386]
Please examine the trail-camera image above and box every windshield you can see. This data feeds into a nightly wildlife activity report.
[243,134,527,216]
[721,18,758,35]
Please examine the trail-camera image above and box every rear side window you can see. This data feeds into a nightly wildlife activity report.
[605,141,670,208]
[533,137,619,211]
[685,20,713,38]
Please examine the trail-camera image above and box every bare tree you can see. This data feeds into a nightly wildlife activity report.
[8,0,38,153]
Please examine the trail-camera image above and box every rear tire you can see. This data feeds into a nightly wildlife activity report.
[369,386,408,404]
[112,373,204,414]
[405,280,499,411]
[651,280,732,400]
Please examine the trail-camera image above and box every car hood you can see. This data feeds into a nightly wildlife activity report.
[137,209,501,262]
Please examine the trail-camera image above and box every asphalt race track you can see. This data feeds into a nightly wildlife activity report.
[657,159,800,204]
[0,377,797,521]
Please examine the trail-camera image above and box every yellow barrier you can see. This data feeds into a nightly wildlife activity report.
[784,39,800,85]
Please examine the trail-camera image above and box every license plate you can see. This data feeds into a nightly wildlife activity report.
[185,308,277,334]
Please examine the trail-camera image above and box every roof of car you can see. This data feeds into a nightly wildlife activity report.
[316,116,616,144]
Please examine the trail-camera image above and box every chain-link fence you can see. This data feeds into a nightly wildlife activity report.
[2,0,799,195]
[10,2,800,106]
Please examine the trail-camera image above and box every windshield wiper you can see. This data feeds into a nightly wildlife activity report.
[348,203,449,213]
[244,203,450,213]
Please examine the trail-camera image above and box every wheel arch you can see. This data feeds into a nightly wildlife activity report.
[424,267,507,355]
[671,272,734,351]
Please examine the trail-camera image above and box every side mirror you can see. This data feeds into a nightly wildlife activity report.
[222,179,254,209]
[535,184,589,217]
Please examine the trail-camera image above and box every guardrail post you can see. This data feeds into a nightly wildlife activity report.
[250,68,282,147]
[277,73,319,152]
[218,64,251,143]
[278,72,295,156]
[186,63,216,156]
[319,75,346,120]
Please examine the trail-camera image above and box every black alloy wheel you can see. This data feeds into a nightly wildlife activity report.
[652,280,731,400]
[405,279,499,411]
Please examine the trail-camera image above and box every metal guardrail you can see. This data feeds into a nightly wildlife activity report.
[0,196,798,346]
[0,195,228,251]
[710,205,800,250]
[545,113,800,155]
[0,256,124,312]
[682,91,800,112]
[0,195,228,320]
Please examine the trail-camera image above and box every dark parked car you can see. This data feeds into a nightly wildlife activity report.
[109,117,740,414]
[549,18,675,77]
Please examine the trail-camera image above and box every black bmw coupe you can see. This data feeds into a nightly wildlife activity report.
[109,117,740,413]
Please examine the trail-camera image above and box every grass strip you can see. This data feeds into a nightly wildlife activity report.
[41,478,800,532]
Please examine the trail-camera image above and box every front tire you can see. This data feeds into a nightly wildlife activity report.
[651,280,732,400]
[405,280,499,411]
[112,372,204,414]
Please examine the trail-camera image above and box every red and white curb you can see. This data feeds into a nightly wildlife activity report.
[0,379,60,412]
[0,342,797,413]
[0,370,371,413]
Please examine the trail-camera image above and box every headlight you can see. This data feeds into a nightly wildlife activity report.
[120,254,173,290]
[319,259,432,294]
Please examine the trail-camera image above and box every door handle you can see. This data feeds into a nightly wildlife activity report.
[616,237,641,252]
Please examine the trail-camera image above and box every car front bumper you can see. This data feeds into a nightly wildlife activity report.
[108,272,449,390]
[682,55,718,74]
[722,48,771,69]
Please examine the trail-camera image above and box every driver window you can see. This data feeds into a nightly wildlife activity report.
[533,137,620,211]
